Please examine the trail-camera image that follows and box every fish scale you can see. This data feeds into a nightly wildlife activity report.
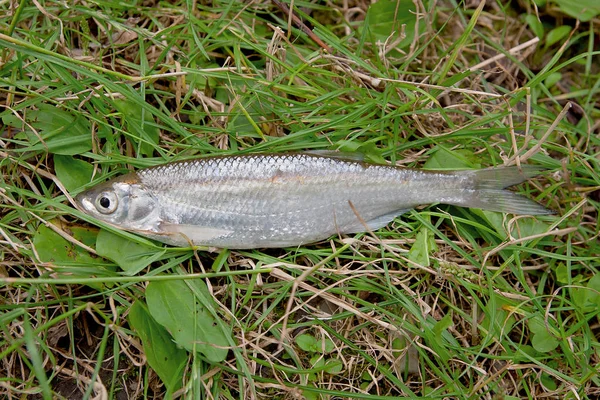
[76,153,552,249]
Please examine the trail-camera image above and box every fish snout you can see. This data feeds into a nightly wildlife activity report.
[74,191,95,214]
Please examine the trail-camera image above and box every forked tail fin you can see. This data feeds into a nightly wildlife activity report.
[452,166,553,215]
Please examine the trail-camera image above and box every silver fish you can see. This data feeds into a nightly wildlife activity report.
[75,153,552,249]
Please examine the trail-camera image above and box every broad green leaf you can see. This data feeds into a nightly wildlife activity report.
[32,223,112,289]
[2,104,91,155]
[554,264,569,284]
[146,279,230,362]
[296,334,319,353]
[54,155,94,192]
[587,274,600,307]
[128,301,187,394]
[528,317,559,353]
[422,145,480,170]
[322,337,335,354]
[296,334,335,354]
[480,211,549,239]
[571,285,590,312]
[361,370,373,381]
[391,336,406,352]
[308,355,342,375]
[324,359,343,374]
[335,139,363,153]
[303,390,319,400]
[549,0,600,21]
[501,345,538,366]
[513,344,537,360]
[310,355,325,369]
[528,316,547,334]
[545,25,571,47]
[407,213,437,267]
[544,72,562,88]
[365,0,419,49]
[114,99,160,157]
[423,326,451,364]
[571,274,600,313]
[407,225,437,267]
[476,211,549,262]
[95,229,165,275]
[541,373,558,390]
[335,141,387,165]
[34,223,100,265]
[229,98,264,138]
[432,313,453,336]
[479,295,518,345]
[524,14,544,39]
[531,330,559,353]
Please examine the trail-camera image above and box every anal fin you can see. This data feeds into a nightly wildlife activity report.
[158,222,232,245]
[341,209,411,234]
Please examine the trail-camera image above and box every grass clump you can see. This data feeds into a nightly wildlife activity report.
[1,0,599,399]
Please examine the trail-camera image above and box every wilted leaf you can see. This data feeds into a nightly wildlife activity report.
[128,301,187,394]
[146,279,231,362]
[111,29,138,45]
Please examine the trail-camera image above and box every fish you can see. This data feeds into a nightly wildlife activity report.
[75,153,552,249]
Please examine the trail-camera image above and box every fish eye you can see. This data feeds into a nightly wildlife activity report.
[95,191,118,214]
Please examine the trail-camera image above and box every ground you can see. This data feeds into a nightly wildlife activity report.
[1,0,599,399]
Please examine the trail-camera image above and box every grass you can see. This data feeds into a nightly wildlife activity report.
[1,0,599,399]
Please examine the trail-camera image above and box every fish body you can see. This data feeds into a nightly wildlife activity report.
[75,153,551,249]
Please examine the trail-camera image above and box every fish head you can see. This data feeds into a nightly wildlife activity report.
[75,173,162,233]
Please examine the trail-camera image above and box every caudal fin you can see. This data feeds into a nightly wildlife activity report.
[453,166,553,215]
